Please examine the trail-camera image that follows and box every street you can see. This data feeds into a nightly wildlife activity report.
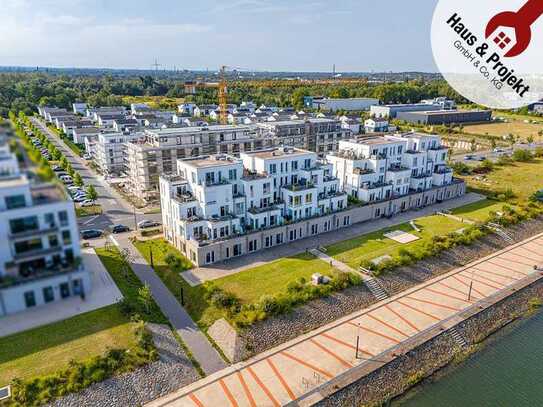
[450,142,543,164]
[30,117,162,232]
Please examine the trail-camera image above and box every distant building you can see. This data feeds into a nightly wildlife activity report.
[178,103,197,115]
[72,127,100,145]
[364,118,390,133]
[72,102,88,115]
[193,105,218,117]
[305,97,379,112]
[420,97,456,110]
[396,110,492,125]
[370,103,443,119]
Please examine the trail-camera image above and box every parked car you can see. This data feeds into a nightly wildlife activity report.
[73,195,88,203]
[53,165,63,172]
[81,229,103,239]
[60,175,73,184]
[464,154,475,160]
[476,156,486,161]
[110,224,130,234]
[83,153,92,160]
[80,200,96,207]
[137,220,161,229]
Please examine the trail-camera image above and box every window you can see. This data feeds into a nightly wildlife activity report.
[291,161,298,170]
[248,239,257,252]
[311,224,318,235]
[276,233,283,245]
[60,282,70,299]
[304,159,311,169]
[9,216,39,234]
[48,234,59,247]
[343,216,350,226]
[58,211,69,226]
[5,194,26,209]
[205,251,215,264]
[24,291,36,308]
[14,238,43,254]
[43,286,55,303]
[62,230,71,245]
[265,236,271,248]
[305,193,312,203]
[229,169,237,180]
[233,243,242,256]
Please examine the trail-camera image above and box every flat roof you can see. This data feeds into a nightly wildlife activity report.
[244,147,312,159]
[181,155,240,169]
[404,109,491,116]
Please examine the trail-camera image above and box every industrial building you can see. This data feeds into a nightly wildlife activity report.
[396,110,492,125]
[304,97,379,112]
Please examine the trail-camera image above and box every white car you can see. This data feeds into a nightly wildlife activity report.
[83,154,92,160]
[80,200,96,207]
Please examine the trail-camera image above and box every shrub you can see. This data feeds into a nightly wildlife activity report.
[512,149,533,162]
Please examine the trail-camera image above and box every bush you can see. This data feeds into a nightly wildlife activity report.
[512,149,533,162]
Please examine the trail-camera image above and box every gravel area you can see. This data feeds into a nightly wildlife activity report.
[241,217,543,358]
[50,324,199,407]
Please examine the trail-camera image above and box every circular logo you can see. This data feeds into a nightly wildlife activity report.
[431,0,543,109]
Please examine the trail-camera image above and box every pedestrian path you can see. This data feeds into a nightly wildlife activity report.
[147,232,543,407]
[182,193,485,286]
[110,235,227,376]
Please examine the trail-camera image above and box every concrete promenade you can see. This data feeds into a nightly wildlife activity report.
[147,232,543,407]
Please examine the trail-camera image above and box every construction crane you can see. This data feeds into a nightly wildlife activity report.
[218,65,228,125]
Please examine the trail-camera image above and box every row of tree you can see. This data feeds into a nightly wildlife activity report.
[0,71,467,117]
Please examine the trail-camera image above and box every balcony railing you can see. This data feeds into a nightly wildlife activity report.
[9,224,58,239]
[13,246,63,262]
[1,261,83,289]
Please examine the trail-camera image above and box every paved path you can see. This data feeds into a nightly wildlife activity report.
[147,233,543,407]
[182,192,485,286]
[111,235,227,375]
[309,249,358,275]
[0,248,123,337]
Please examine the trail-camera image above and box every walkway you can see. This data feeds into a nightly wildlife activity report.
[182,192,485,286]
[147,232,543,407]
[111,235,227,375]
[0,248,123,337]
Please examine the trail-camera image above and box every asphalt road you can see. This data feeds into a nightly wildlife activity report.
[451,142,543,164]
[30,117,162,232]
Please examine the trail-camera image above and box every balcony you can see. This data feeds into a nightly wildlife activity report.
[9,224,58,239]
[283,182,316,192]
[388,164,410,173]
[13,246,63,262]
[1,260,83,289]
[248,205,280,215]
[204,178,230,187]
[360,181,392,190]
[434,167,453,175]
[412,172,434,179]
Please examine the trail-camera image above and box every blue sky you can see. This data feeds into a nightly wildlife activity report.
[1,0,439,72]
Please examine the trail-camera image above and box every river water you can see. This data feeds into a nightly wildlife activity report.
[393,310,543,407]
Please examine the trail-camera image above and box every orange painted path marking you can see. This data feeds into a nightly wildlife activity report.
[437,281,480,301]
[506,251,540,263]
[189,393,205,407]
[384,304,421,332]
[485,260,529,276]
[472,266,519,281]
[266,359,296,401]
[219,379,239,407]
[424,286,474,304]
[516,245,543,259]
[280,351,334,379]
[405,296,462,312]
[467,270,509,287]
[247,366,281,407]
[396,300,441,321]
[347,322,401,344]
[457,273,503,290]
[366,313,410,338]
[499,254,537,267]
[320,332,374,357]
[236,371,256,407]
[310,339,354,369]
[450,275,486,298]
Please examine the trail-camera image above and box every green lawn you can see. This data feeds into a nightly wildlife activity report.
[214,253,335,304]
[76,204,103,217]
[461,159,543,203]
[450,199,508,222]
[0,246,168,386]
[132,238,336,328]
[0,306,135,386]
[326,214,465,269]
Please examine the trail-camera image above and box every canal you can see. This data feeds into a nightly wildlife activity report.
[394,310,543,407]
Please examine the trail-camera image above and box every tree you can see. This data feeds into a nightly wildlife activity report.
[86,184,98,201]
[138,284,153,314]
[470,138,477,152]
[119,248,133,277]
[527,135,534,144]
[73,172,83,187]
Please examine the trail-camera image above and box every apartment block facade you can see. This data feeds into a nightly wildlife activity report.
[0,141,88,316]
[160,147,348,264]
[327,133,453,205]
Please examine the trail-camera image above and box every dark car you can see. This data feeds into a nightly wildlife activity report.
[81,229,103,239]
[111,224,130,234]
[52,165,64,172]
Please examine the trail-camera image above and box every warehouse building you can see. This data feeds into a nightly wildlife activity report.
[396,110,492,125]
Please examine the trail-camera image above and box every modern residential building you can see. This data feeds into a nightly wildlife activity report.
[94,132,144,176]
[326,133,453,204]
[124,125,260,201]
[370,103,443,119]
[395,110,492,125]
[72,102,88,115]
[160,147,347,264]
[193,105,218,117]
[304,97,379,112]
[72,127,101,145]
[364,118,390,133]
[0,139,88,316]
[256,118,351,155]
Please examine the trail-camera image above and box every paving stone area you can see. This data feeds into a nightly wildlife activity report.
[50,324,199,407]
[240,217,543,358]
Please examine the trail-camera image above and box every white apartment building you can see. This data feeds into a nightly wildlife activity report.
[326,133,452,205]
[160,147,347,264]
[94,132,144,176]
[0,141,88,316]
[125,125,262,202]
